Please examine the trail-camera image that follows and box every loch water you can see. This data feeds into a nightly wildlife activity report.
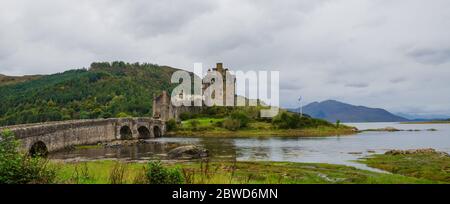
[50,122,450,171]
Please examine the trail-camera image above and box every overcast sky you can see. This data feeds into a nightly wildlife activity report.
[1,0,450,116]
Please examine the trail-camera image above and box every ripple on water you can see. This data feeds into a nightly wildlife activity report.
[49,122,450,171]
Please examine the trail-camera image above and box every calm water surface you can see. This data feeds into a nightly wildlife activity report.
[50,122,450,171]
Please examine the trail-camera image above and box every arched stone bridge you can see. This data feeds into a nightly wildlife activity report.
[0,117,165,155]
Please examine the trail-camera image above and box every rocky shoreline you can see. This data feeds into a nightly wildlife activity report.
[360,127,438,132]
[385,148,449,157]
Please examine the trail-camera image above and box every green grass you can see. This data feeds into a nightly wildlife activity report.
[181,118,225,129]
[52,160,432,184]
[359,152,450,183]
[179,161,430,184]
[168,118,356,137]
[54,160,147,184]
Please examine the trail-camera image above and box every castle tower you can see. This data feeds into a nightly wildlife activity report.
[208,62,236,106]
[216,62,223,72]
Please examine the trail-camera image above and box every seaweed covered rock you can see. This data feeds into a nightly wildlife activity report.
[167,145,208,159]
[385,148,449,157]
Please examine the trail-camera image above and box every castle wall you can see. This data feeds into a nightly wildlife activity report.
[152,63,237,121]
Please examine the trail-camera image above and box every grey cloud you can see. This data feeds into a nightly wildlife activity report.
[116,0,216,38]
[1,0,450,115]
[280,80,304,91]
[345,82,369,88]
[408,48,450,65]
[389,77,406,84]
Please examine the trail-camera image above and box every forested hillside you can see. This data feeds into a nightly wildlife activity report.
[0,62,179,126]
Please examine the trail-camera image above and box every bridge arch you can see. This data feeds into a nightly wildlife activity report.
[153,125,162,138]
[119,125,133,140]
[2,117,166,153]
[138,126,151,139]
[29,141,48,157]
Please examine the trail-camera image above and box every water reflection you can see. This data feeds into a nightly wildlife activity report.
[199,138,237,161]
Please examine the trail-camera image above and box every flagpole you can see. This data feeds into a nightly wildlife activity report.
[298,96,303,117]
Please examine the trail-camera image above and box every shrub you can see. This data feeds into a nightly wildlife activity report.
[196,126,208,131]
[272,112,300,129]
[116,112,130,118]
[179,112,192,121]
[288,114,301,128]
[99,112,112,119]
[230,111,251,128]
[202,106,231,118]
[272,112,334,129]
[214,120,224,128]
[223,118,241,131]
[146,161,184,184]
[188,119,200,130]
[300,117,333,128]
[0,130,56,184]
[166,119,177,131]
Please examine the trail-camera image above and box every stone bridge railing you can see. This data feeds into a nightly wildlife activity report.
[0,117,165,155]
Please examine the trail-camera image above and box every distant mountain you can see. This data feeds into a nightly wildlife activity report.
[293,100,408,123]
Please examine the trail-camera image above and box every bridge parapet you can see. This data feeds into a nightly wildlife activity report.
[0,117,165,155]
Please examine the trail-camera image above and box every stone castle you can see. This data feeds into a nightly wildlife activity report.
[152,63,236,121]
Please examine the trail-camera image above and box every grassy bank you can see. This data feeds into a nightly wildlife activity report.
[167,127,355,137]
[52,160,431,184]
[167,118,356,137]
[54,150,450,184]
[359,149,450,183]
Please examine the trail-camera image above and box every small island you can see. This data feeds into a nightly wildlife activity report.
[401,119,450,124]
[165,106,357,138]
